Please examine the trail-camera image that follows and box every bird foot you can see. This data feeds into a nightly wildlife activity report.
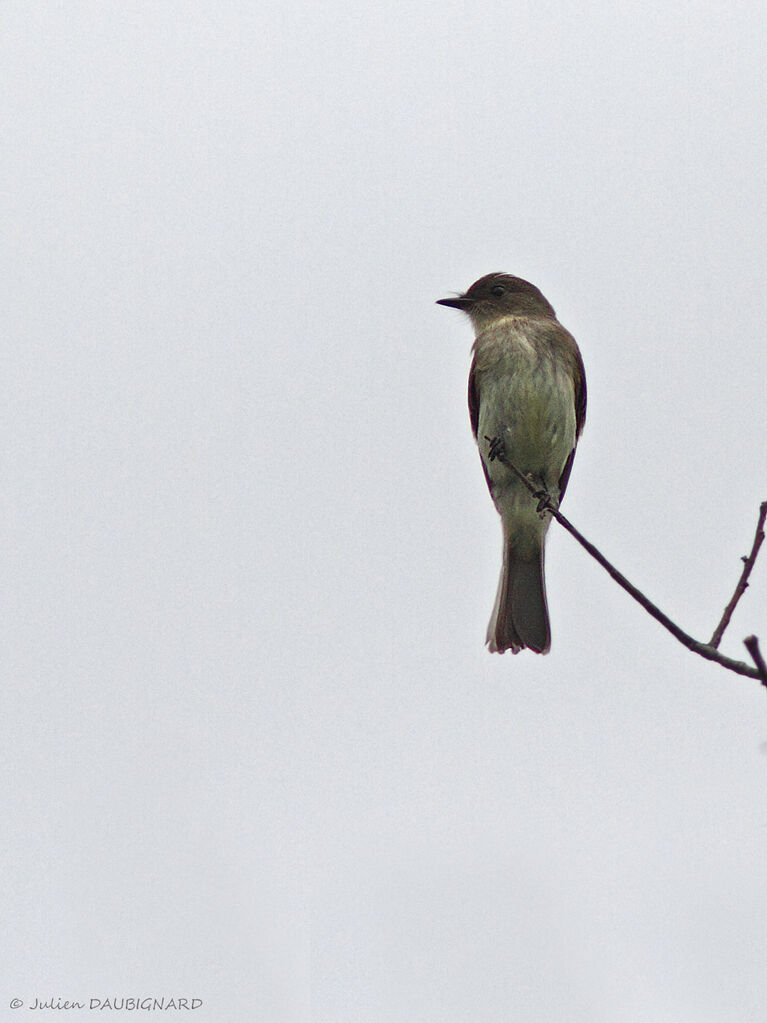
[484,435,506,462]
[532,487,557,515]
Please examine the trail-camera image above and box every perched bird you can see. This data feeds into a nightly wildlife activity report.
[437,273,586,654]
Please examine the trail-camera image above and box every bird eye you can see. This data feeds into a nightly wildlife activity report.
[490,285,505,297]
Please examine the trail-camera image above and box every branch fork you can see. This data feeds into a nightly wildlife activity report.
[486,435,767,688]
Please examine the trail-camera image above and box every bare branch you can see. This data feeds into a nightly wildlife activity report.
[744,636,767,688]
[487,443,765,685]
[709,502,767,648]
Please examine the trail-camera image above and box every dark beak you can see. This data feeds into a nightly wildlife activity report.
[436,296,473,311]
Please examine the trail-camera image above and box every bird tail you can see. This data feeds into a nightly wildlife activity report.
[486,535,551,654]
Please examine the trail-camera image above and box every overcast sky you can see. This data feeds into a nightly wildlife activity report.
[2,2,767,1020]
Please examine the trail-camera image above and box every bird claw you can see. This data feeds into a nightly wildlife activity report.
[533,488,557,515]
[484,435,505,462]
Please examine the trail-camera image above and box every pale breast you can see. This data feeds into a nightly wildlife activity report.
[473,319,577,492]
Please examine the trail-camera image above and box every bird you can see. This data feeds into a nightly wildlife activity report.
[437,273,586,654]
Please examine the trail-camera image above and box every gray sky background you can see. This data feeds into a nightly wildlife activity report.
[3,2,767,1020]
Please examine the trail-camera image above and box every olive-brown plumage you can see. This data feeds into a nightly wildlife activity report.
[438,273,586,653]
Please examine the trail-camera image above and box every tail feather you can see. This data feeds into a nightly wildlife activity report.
[486,539,550,654]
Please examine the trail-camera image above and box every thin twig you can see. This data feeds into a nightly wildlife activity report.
[709,502,767,648]
[487,442,764,683]
[744,636,767,688]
